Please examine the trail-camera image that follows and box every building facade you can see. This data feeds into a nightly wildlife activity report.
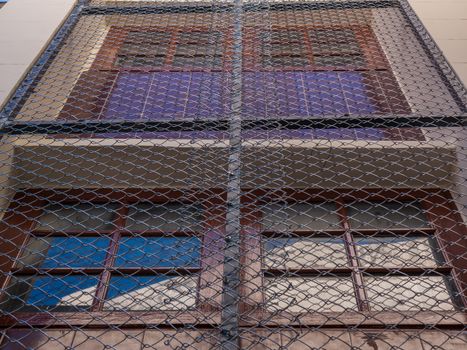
[0,0,466,349]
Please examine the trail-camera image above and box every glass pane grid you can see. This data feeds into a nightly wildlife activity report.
[17,236,111,269]
[3,201,204,313]
[114,237,201,267]
[261,199,454,313]
[263,237,348,269]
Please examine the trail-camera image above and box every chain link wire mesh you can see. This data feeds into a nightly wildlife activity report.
[0,0,466,349]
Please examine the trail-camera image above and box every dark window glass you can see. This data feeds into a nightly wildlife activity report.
[125,203,203,231]
[114,237,201,267]
[347,201,428,229]
[115,31,170,68]
[261,202,340,231]
[309,29,365,67]
[173,32,223,69]
[2,275,98,312]
[104,275,197,311]
[261,31,308,68]
[17,237,110,268]
[36,203,118,231]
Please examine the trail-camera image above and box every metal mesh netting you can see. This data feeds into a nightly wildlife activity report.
[0,0,466,349]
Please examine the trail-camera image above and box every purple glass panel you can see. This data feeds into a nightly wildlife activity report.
[103,72,151,120]
[242,72,308,116]
[102,71,384,139]
[243,71,375,117]
[105,72,226,120]
[185,72,227,117]
[105,71,374,120]
[144,73,191,118]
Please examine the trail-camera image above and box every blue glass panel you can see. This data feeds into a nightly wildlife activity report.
[105,275,197,310]
[43,237,109,268]
[106,72,375,119]
[115,237,201,267]
[3,275,98,312]
[19,236,110,268]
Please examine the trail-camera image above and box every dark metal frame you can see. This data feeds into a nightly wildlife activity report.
[0,2,466,349]
[1,0,466,134]
[1,188,466,331]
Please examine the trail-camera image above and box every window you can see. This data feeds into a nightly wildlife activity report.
[243,191,466,318]
[59,20,422,140]
[1,189,464,327]
[60,27,229,122]
[242,26,411,117]
[0,197,208,313]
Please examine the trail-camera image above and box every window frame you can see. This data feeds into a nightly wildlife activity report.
[59,23,414,122]
[0,188,465,328]
[243,24,412,116]
[0,189,226,326]
[243,25,385,72]
[238,189,467,326]
[94,26,233,73]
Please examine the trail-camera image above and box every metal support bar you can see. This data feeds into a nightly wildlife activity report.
[82,0,398,15]
[220,0,244,349]
[2,116,467,135]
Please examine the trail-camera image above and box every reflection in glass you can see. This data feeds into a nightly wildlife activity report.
[18,237,110,268]
[263,237,347,269]
[347,201,428,229]
[355,235,440,268]
[115,237,201,267]
[365,276,455,311]
[261,203,339,231]
[126,203,203,231]
[104,275,197,311]
[36,203,118,231]
[1,275,97,312]
[265,277,356,313]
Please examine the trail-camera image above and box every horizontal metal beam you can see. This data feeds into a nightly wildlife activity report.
[82,0,399,15]
[1,115,466,135]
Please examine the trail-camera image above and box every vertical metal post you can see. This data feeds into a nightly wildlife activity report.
[220,0,244,348]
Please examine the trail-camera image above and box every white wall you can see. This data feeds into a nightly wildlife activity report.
[0,0,76,109]
[408,0,467,86]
